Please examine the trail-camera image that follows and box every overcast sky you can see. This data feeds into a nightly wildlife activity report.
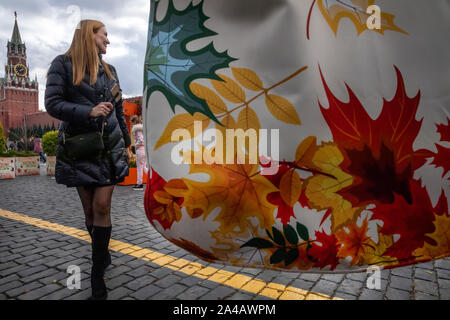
[0,0,150,111]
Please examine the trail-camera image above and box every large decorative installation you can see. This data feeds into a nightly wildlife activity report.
[143,0,449,272]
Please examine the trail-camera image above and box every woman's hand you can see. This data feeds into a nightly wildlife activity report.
[89,102,113,118]
[126,148,132,162]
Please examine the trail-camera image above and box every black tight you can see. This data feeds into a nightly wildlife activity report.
[76,185,115,227]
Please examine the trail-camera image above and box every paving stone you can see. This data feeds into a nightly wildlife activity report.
[240,268,263,276]
[179,276,203,288]
[380,270,390,280]
[199,286,236,300]
[415,262,434,270]
[271,276,293,286]
[17,265,48,278]
[0,281,23,294]
[5,281,44,298]
[0,274,20,286]
[413,279,439,296]
[126,265,153,278]
[107,287,132,300]
[154,274,183,289]
[414,268,435,281]
[390,275,412,291]
[321,274,345,283]
[229,292,254,300]
[333,292,357,300]
[105,265,132,278]
[176,285,210,300]
[414,292,439,300]
[434,259,450,270]
[40,288,77,300]
[385,287,411,300]
[63,288,92,300]
[312,279,338,296]
[0,261,18,272]
[106,274,134,290]
[391,267,413,279]
[27,256,59,267]
[290,279,315,291]
[437,278,450,289]
[38,272,68,286]
[111,255,136,265]
[126,275,156,291]
[2,176,448,302]
[130,284,162,300]
[256,270,279,282]
[10,245,36,254]
[436,268,450,280]
[300,273,321,282]
[345,273,367,282]
[337,279,364,295]
[150,267,173,279]
[359,288,384,300]
[27,247,49,256]
[0,254,24,264]
[439,288,450,300]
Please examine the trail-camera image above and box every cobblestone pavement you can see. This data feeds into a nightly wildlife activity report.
[0,175,449,300]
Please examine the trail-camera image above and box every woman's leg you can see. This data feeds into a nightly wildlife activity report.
[92,185,115,226]
[136,149,145,185]
[89,185,115,300]
[76,186,95,229]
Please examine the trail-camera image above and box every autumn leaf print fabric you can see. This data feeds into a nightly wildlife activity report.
[143,0,450,272]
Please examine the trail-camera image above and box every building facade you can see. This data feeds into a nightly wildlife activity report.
[0,13,58,138]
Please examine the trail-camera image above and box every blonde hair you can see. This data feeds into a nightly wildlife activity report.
[65,19,114,86]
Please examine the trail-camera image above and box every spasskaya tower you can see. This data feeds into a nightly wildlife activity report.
[0,12,39,133]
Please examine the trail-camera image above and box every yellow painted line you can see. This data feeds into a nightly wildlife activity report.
[0,209,341,300]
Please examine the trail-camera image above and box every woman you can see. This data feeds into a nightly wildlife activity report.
[130,116,147,190]
[45,20,131,300]
[33,135,46,163]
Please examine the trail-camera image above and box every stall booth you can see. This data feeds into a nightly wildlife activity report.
[119,97,148,186]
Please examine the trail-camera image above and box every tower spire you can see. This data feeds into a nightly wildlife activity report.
[11,12,22,45]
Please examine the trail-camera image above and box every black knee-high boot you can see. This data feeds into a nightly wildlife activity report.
[88,226,112,300]
[86,223,111,271]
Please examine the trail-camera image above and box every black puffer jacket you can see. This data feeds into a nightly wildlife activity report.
[45,54,131,187]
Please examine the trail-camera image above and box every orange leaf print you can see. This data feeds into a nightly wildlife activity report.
[336,217,373,265]
[181,148,278,233]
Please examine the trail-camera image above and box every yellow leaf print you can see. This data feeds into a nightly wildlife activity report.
[211,74,246,104]
[265,94,301,125]
[154,112,210,150]
[414,214,450,260]
[316,0,407,36]
[181,148,278,234]
[303,142,363,231]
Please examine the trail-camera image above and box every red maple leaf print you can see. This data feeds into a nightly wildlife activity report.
[319,66,432,207]
[308,230,341,270]
[371,180,437,261]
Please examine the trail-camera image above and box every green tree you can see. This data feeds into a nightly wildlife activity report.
[42,130,58,156]
[0,123,6,153]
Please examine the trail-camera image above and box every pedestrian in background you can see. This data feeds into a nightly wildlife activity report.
[131,116,147,190]
[45,19,131,300]
[33,135,46,163]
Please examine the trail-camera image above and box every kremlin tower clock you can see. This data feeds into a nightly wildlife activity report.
[0,12,39,134]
